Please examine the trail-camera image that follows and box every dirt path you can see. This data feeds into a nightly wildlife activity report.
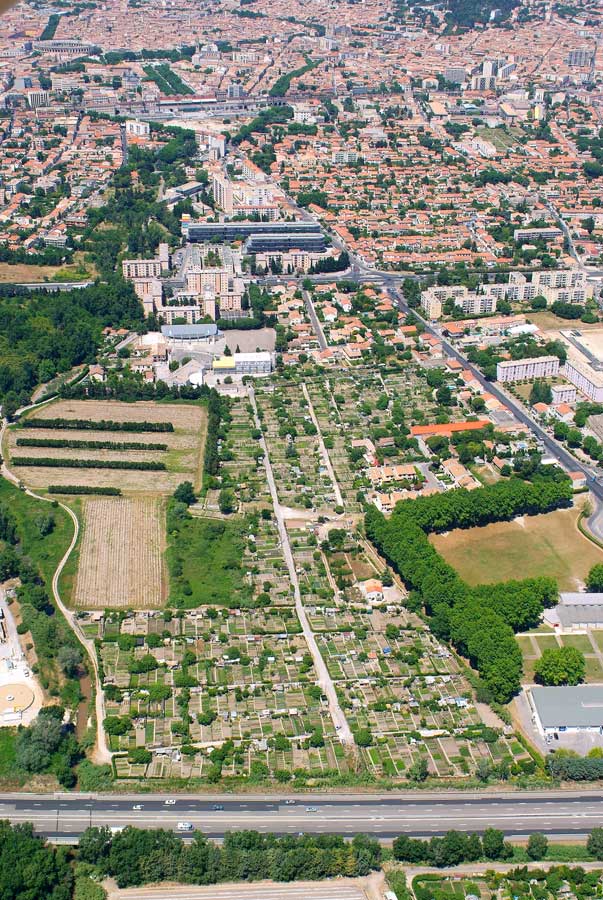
[248,386,354,748]
[301,382,344,508]
[0,418,111,764]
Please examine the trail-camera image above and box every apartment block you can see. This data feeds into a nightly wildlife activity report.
[497,355,560,383]
[564,357,603,403]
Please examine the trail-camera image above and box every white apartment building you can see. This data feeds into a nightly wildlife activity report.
[564,357,603,403]
[125,119,150,138]
[420,285,496,319]
[497,355,560,383]
[551,383,577,405]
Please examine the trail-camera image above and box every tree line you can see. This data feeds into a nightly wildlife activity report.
[24,417,174,433]
[78,826,382,888]
[48,485,122,496]
[16,438,168,451]
[365,478,572,702]
[12,458,166,472]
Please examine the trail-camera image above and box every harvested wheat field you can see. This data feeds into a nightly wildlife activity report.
[8,399,207,493]
[74,495,167,608]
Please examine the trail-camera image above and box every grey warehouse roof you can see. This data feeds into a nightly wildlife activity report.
[557,592,603,627]
[161,324,220,339]
[532,685,603,728]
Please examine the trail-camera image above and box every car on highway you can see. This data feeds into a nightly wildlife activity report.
[284,799,296,805]
[132,804,142,810]
[305,806,318,812]
[164,799,176,805]
[212,804,224,810]
[177,822,194,831]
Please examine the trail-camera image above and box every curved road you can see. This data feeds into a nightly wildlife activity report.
[1,789,603,842]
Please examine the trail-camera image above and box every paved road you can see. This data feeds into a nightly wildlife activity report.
[2,790,603,841]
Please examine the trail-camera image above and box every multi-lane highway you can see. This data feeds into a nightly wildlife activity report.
[2,790,603,843]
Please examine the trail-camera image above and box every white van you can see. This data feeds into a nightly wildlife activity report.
[177,822,194,832]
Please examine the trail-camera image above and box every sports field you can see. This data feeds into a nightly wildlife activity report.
[431,506,603,591]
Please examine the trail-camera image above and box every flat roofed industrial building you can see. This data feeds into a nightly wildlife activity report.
[530,685,603,735]
[556,592,603,629]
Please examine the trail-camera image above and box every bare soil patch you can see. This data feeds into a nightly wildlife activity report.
[74,495,167,608]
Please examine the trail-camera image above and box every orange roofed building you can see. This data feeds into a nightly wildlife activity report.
[410,420,491,438]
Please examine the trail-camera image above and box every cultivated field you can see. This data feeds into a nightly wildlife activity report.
[7,399,207,493]
[74,495,167,608]
[431,506,603,591]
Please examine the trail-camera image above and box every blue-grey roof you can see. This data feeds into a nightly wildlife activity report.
[532,685,603,728]
[161,324,220,339]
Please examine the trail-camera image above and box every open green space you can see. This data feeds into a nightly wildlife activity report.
[431,506,602,591]
[476,125,522,150]
[0,476,75,589]
[168,510,251,607]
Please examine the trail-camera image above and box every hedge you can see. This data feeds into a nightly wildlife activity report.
[12,458,166,471]
[17,438,168,451]
[48,486,122,496]
[24,418,174,433]
[366,477,572,703]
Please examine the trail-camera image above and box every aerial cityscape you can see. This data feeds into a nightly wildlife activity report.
[1,0,603,896]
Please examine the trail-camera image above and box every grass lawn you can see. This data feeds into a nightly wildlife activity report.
[584,657,603,682]
[0,729,18,782]
[560,633,594,653]
[431,506,603,591]
[169,514,251,607]
[476,126,522,151]
[533,634,560,652]
[0,477,75,590]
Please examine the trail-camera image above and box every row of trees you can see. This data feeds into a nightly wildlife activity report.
[16,438,167,451]
[366,478,572,701]
[48,485,121,496]
[25,417,174,432]
[12,457,166,471]
[78,827,382,888]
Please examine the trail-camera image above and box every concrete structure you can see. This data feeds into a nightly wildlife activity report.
[564,356,603,403]
[551,383,577,405]
[125,119,150,137]
[513,226,563,243]
[530,685,603,736]
[497,355,560,383]
[182,220,322,243]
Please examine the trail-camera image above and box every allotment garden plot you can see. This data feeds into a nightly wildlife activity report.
[75,496,167,608]
[7,399,206,493]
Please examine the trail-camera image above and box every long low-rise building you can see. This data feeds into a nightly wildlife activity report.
[554,592,603,629]
[530,685,603,736]
[182,220,322,243]
[564,356,603,403]
[497,355,560,383]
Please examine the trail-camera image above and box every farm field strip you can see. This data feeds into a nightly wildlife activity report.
[74,496,167,609]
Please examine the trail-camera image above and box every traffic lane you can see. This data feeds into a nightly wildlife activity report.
[5,792,603,813]
[5,800,603,835]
